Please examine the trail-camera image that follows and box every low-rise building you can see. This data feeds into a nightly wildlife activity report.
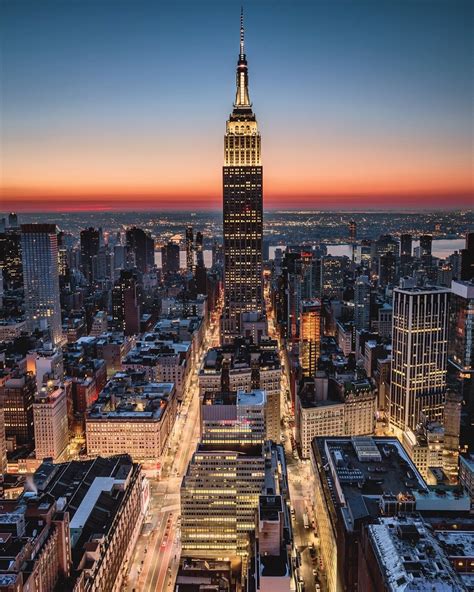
[0,495,71,591]
[0,319,26,342]
[41,455,149,591]
[33,383,69,462]
[95,332,135,376]
[434,528,474,588]
[460,454,474,504]
[174,558,235,591]
[199,338,281,443]
[86,371,176,472]
[122,334,191,401]
[26,345,64,391]
[359,515,467,591]
[89,311,108,336]
[296,378,376,458]
[249,491,296,592]
[336,321,354,356]
[154,316,205,362]
[201,390,266,446]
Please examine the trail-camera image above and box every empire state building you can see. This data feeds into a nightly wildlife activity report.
[221,10,264,343]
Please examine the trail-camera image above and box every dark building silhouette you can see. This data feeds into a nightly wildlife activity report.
[80,227,101,284]
[1,372,35,447]
[161,242,180,275]
[419,234,433,267]
[126,227,154,274]
[461,232,474,281]
[449,280,474,452]
[349,219,357,243]
[399,233,412,274]
[112,270,141,336]
[400,233,412,260]
[0,228,22,290]
[195,231,204,268]
[378,251,397,287]
[185,226,194,272]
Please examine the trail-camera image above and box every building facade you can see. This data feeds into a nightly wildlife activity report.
[199,339,280,443]
[21,224,62,345]
[34,383,69,462]
[299,299,322,378]
[389,286,449,432]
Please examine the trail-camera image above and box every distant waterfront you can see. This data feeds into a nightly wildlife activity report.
[269,238,466,261]
[155,238,466,269]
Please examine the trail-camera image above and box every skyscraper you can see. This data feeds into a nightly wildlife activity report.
[161,242,180,275]
[221,10,263,343]
[0,226,23,290]
[389,286,449,432]
[419,234,433,267]
[354,274,371,331]
[195,231,204,267]
[185,226,194,272]
[448,279,474,451]
[21,224,62,345]
[348,219,357,243]
[126,227,154,274]
[400,233,412,261]
[80,227,101,284]
[299,299,322,378]
[112,270,141,335]
[460,232,474,281]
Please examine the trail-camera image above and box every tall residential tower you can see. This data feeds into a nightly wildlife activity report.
[221,10,263,343]
[21,224,62,345]
[389,286,449,432]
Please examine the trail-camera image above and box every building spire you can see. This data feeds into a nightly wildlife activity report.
[240,6,245,60]
[235,6,251,108]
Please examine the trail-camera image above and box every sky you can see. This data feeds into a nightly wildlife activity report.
[0,0,472,212]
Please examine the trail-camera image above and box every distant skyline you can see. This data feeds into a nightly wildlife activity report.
[1,0,472,212]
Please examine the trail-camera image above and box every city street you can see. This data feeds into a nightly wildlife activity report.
[125,315,221,591]
[265,281,326,592]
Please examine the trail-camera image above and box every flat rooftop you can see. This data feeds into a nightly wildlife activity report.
[435,530,474,558]
[237,389,265,407]
[368,516,465,591]
[88,370,175,420]
[201,339,280,373]
[196,443,263,457]
[312,437,427,533]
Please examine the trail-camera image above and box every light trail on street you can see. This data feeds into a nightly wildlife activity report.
[125,307,222,592]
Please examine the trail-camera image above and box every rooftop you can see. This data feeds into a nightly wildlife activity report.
[37,455,140,573]
[394,285,451,295]
[201,338,280,373]
[87,372,175,421]
[312,437,427,533]
[368,516,466,591]
[436,530,474,558]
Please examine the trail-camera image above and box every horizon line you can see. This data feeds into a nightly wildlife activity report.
[4,206,473,215]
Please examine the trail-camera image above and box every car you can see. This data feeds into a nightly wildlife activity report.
[312,568,318,576]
